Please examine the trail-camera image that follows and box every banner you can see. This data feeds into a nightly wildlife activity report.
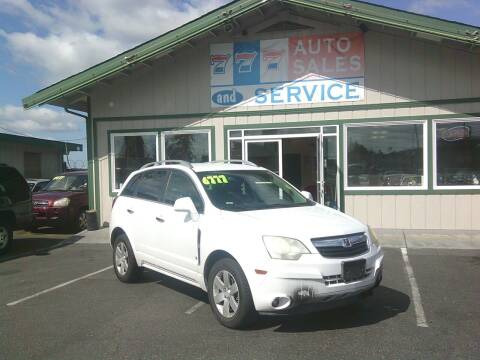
[210,32,365,108]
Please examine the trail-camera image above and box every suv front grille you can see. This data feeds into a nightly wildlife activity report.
[312,233,369,259]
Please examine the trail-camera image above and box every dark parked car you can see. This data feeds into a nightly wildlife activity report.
[32,171,88,231]
[27,178,51,193]
[0,164,34,255]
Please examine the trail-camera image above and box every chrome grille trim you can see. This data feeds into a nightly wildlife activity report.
[323,267,373,286]
[311,232,369,259]
[33,200,49,207]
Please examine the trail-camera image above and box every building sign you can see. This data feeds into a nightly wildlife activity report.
[439,125,471,142]
[210,32,365,108]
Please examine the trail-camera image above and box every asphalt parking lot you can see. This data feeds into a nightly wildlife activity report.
[1,231,479,360]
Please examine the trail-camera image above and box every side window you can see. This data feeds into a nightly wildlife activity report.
[0,168,29,202]
[121,174,142,197]
[133,170,169,202]
[164,170,204,212]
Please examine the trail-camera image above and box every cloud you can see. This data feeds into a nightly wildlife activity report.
[408,0,470,14]
[0,0,228,84]
[0,105,82,134]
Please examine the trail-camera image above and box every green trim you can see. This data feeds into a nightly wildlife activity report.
[93,119,101,224]
[338,125,345,212]
[106,126,216,197]
[86,98,95,211]
[0,133,82,153]
[345,189,480,195]
[223,113,480,129]
[289,0,480,44]
[93,97,480,123]
[427,119,434,190]
[223,113,480,201]
[23,0,480,110]
[22,0,262,109]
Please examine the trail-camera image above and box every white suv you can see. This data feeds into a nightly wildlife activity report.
[110,160,384,328]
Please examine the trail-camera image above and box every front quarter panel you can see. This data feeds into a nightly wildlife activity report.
[199,211,268,290]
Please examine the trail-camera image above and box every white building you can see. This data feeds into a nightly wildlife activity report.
[23,0,480,229]
[0,132,82,178]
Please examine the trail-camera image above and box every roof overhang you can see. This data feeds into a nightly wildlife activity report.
[22,0,480,111]
[0,133,83,153]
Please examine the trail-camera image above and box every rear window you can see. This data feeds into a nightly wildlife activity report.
[0,166,30,202]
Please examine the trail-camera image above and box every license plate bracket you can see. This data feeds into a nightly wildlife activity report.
[342,259,366,283]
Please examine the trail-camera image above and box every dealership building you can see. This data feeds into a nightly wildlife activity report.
[23,0,480,229]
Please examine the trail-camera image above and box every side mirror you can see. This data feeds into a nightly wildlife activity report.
[301,190,314,201]
[173,197,199,221]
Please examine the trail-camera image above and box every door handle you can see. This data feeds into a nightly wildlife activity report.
[127,209,134,214]
[155,216,165,223]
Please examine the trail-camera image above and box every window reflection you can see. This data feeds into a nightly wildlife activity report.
[164,132,209,163]
[347,124,424,187]
[436,121,480,186]
[114,134,157,189]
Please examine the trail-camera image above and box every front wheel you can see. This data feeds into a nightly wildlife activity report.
[207,258,257,329]
[0,222,13,255]
[76,210,87,231]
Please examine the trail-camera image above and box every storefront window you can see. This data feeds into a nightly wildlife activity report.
[111,133,158,190]
[435,120,480,187]
[163,131,210,163]
[346,123,425,188]
[229,140,242,160]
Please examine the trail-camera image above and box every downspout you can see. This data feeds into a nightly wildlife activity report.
[64,98,96,215]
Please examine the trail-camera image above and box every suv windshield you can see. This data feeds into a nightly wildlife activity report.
[43,174,87,192]
[197,170,314,212]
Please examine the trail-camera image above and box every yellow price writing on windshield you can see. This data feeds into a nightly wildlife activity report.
[202,175,229,185]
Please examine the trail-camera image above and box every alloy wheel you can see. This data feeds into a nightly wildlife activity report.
[78,212,87,230]
[115,242,129,275]
[212,270,240,318]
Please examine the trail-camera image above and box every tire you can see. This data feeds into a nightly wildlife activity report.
[112,234,140,283]
[75,209,87,232]
[207,258,257,329]
[0,222,13,255]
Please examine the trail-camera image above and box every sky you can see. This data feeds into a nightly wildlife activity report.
[0,0,479,167]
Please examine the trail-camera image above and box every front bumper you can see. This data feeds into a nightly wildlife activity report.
[32,206,73,227]
[249,247,384,313]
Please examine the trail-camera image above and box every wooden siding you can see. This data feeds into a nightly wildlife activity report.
[91,17,480,226]
[345,194,480,230]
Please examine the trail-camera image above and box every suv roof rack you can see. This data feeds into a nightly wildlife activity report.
[140,160,193,169]
[209,160,257,167]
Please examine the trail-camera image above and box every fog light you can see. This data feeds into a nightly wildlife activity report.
[271,296,291,309]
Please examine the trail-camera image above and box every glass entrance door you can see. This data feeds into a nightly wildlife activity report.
[317,134,339,209]
[245,140,282,175]
[240,127,339,209]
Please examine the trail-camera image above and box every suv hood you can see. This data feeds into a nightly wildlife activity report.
[225,204,366,240]
[32,191,76,202]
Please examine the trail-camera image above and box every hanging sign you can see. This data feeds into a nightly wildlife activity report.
[210,32,365,108]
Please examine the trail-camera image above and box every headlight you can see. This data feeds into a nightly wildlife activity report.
[368,226,380,247]
[53,197,70,207]
[263,236,310,260]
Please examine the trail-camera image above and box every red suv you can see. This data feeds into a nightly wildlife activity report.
[32,171,88,231]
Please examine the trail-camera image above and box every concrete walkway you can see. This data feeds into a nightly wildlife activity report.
[76,227,480,250]
[75,227,110,244]
[373,228,480,249]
